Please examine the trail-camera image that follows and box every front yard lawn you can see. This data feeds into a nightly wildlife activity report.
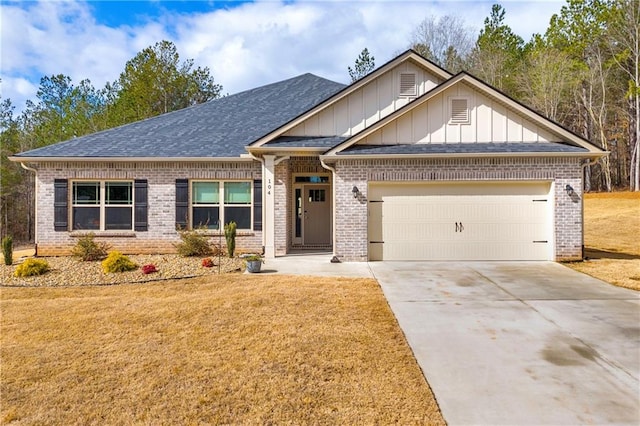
[1,275,444,424]
[565,191,640,291]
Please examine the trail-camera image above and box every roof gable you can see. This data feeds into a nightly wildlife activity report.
[251,50,452,148]
[324,72,605,157]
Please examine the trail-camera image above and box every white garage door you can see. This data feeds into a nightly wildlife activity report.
[368,181,553,261]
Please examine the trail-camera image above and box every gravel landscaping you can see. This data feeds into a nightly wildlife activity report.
[1,254,245,287]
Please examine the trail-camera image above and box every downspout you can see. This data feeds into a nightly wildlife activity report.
[20,162,38,256]
[580,157,599,259]
[320,158,339,262]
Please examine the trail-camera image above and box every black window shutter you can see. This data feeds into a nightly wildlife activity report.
[54,179,68,231]
[175,179,189,229]
[134,179,148,231]
[253,179,262,231]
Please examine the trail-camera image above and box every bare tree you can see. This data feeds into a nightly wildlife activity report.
[409,15,475,72]
[518,45,575,122]
[609,0,640,190]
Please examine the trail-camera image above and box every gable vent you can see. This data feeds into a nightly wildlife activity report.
[450,98,469,124]
[399,73,416,97]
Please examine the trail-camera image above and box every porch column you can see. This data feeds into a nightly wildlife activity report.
[263,155,276,259]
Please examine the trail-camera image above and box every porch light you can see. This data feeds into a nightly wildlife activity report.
[565,184,574,197]
[352,186,360,199]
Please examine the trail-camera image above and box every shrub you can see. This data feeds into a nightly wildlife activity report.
[71,233,110,261]
[244,254,264,263]
[2,235,13,266]
[14,258,50,277]
[102,251,137,273]
[174,229,213,257]
[201,258,214,268]
[224,221,237,258]
[141,264,157,274]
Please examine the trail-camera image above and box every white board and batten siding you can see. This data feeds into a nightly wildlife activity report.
[368,181,554,261]
[361,82,558,145]
[284,62,442,138]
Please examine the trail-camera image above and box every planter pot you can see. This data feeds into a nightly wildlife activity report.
[246,260,262,273]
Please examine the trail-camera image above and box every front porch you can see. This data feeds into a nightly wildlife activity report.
[266,156,334,258]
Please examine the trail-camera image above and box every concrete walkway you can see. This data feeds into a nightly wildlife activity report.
[259,253,374,278]
[370,261,640,425]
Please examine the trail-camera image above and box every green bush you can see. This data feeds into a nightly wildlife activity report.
[101,251,137,273]
[14,258,50,277]
[2,235,13,266]
[224,221,237,258]
[174,228,213,257]
[71,233,110,261]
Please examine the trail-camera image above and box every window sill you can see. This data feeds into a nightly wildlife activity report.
[187,230,256,237]
[70,231,136,238]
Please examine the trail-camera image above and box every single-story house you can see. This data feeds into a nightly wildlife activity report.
[10,50,606,261]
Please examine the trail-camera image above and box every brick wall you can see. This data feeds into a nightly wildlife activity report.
[35,161,263,256]
[334,156,584,262]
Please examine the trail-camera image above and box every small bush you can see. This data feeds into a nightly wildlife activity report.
[201,258,214,268]
[174,229,212,257]
[14,258,50,277]
[141,264,157,274]
[72,233,110,261]
[2,235,13,266]
[224,221,237,258]
[101,251,137,273]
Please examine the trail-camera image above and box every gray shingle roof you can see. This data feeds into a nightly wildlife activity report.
[337,143,589,156]
[266,136,348,148]
[14,74,346,159]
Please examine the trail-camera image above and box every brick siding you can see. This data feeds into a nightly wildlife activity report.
[333,156,585,262]
[35,161,263,256]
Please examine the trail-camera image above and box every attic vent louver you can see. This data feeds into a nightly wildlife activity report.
[450,98,469,124]
[399,73,416,97]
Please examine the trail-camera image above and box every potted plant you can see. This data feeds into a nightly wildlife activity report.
[244,254,264,273]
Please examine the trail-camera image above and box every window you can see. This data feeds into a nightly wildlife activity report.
[308,189,326,202]
[400,73,417,97]
[190,181,252,230]
[72,181,133,230]
[450,98,470,124]
[192,182,219,229]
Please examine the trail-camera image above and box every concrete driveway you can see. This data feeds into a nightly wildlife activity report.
[370,261,640,425]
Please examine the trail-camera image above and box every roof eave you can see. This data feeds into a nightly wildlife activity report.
[320,151,608,162]
[246,146,326,153]
[9,156,255,163]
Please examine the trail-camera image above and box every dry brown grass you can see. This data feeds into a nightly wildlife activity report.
[0,275,444,425]
[566,191,640,291]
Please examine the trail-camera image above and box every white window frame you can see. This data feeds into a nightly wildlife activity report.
[71,180,134,231]
[190,180,253,231]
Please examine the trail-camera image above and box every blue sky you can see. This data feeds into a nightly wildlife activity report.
[1,0,564,113]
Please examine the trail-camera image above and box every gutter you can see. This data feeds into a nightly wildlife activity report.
[8,156,255,163]
[320,151,608,162]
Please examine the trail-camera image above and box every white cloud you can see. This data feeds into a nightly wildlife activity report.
[1,0,563,113]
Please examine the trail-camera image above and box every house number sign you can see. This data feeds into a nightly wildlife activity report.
[267,178,272,195]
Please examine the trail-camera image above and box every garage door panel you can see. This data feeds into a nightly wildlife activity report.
[368,182,552,261]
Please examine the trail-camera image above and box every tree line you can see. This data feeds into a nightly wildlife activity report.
[0,41,222,241]
[2,0,638,242]
[351,0,637,194]
[406,0,638,193]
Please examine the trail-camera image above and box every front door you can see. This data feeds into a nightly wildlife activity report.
[292,179,331,248]
[303,185,331,245]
